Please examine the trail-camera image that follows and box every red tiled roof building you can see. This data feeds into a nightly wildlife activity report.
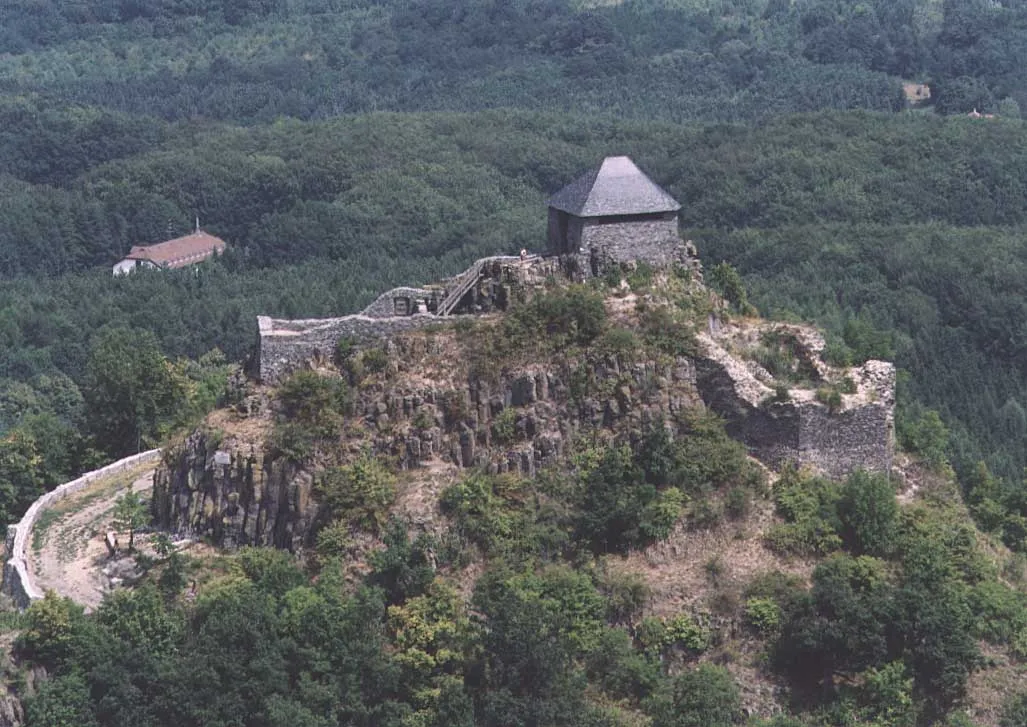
[113,230,227,275]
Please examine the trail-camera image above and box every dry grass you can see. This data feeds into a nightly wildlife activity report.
[607,492,813,619]
[966,643,1027,727]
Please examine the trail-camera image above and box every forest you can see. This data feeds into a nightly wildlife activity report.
[2,0,1027,724]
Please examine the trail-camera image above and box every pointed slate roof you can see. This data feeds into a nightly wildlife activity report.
[547,156,681,217]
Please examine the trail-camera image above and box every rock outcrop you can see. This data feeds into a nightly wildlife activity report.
[156,311,895,550]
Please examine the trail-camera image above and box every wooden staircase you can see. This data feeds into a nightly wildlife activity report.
[436,259,485,316]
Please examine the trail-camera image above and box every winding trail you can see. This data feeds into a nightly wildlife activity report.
[25,464,155,611]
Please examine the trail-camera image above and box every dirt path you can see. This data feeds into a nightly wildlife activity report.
[28,465,155,612]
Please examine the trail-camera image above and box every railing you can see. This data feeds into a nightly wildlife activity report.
[436,259,485,316]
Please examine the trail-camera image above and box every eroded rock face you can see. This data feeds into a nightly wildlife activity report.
[152,433,319,551]
[0,693,22,727]
[155,348,704,549]
[158,317,895,550]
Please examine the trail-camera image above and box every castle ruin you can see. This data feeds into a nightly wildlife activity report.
[255,156,894,478]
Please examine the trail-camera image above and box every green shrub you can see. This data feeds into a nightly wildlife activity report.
[598,327,640,360]
[585,627,661,703]
[440,473,564,561]
[690,498,723,529]
[1001,693,1027,727]
[646,664,741,727]
[315,454,397,533]
[412,408,435,430]
[506,285,607,348]
[626,261,654,291]
[725,486,749,520]
[744,597,781,635]
[270,371,352,460]
[837,470,899,557]
[765,465,842,556]
[709,261,754,317]
[967,580,1027,645]
[636,614,708,655]
[815,386,843,413]
[277,370,352,426]
[360,347,389,375]
[333,336,356,365]
[898,409,950,470]
[639,487,685,541]
[665,614,709,653]
[491,407,518,444]
[598,569,651,625]
[314,519,351,563]
[638,305,699,357]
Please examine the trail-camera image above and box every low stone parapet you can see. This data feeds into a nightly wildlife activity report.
[2,449,161,609]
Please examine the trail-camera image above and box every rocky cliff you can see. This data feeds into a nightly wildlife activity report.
[154,277,895,551]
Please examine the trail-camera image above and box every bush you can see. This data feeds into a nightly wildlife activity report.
[491,407,517,444]
[506,285,607,348]
[744,597,781,635]
[585,627,661,703]
[725,486,749,520]
[315,454,397,533]
[709,261,754,317]
[333,336,356,365]
[636,613,709,656]
[899,409,950,470]
[647,664,741,727]
[765,465,842,556]
[837,470,899,557]
[638,305,699,357]
[360,347,389,375]
[597,326,640,360]
[598,568,651,625]
[815,386,843,413]
[270,370,352,460]
[1002,693,1027,727]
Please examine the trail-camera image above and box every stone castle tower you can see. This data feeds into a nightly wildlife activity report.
[547,156,684,275]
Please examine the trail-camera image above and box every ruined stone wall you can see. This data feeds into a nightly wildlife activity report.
[581,217,682,269]
[694,333,895,478]
[361,287,435,318]
[258,313,447,384]
[797,400,893,479]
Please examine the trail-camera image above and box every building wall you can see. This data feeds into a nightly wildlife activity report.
[112,259,137,276]
[694,351,895,479]
[361,287,435,318]
[580,216,681,269]
[547,209,565,254]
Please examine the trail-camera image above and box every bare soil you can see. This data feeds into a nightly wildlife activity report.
[29,465,155,612]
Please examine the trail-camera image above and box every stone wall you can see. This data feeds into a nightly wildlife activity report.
[2,449,161,609]
[694,336,895,478]
[258,313,446,384]
[361,287,435,318]
[581,217,683,270]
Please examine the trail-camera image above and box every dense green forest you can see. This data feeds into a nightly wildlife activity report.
[4,0,1027,724]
